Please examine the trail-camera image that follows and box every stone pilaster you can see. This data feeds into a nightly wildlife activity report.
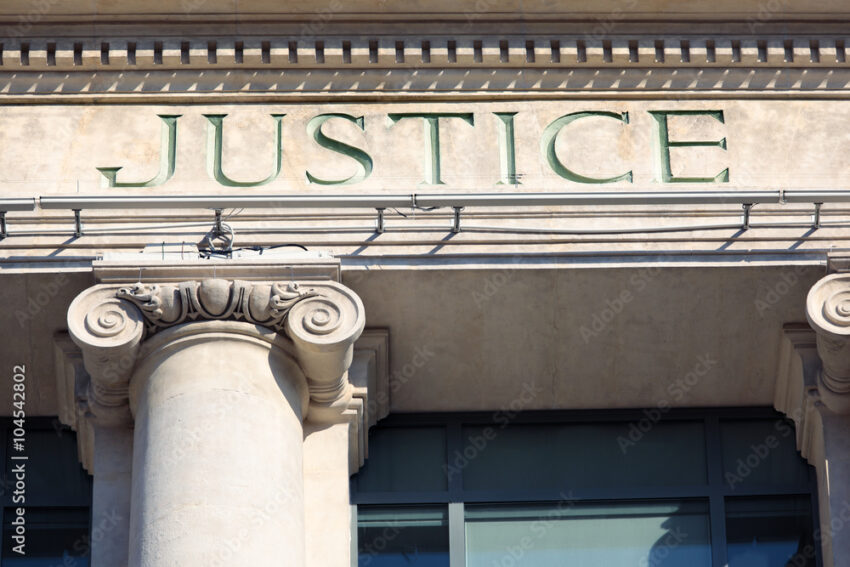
[774,269,850,567]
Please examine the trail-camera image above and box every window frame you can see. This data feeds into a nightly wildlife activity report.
[351,407,821,567]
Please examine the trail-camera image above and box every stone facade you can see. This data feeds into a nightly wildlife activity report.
[3,1,850,566]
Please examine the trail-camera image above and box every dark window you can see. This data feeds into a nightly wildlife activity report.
[0,419,92,566]
[352,409,819,567]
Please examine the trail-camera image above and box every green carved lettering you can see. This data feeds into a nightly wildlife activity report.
[540,111,632,184]
[96,114,180,188]
[649,110,729,183]
[387,113,474,185]
[495,112,520,185]
[305,114,373,185]
[204,114,285,187]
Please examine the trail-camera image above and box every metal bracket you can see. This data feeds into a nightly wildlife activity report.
[73,209,82,237]
[741,204,752,230]
[812,202,822,229]
[375,208,386,234]
[202,208,234,255]
[0,211,6,239]
[452,206,464,233]
[213,208,223,235]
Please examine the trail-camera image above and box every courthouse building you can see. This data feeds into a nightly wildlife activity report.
[3,1,850,566]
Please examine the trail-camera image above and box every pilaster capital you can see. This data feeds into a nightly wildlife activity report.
[806,273,850,413]
[66,285,144,427]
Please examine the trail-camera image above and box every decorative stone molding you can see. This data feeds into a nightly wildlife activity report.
[114,280,319,333]
[1,37,848,72]
[68,278,364,414]
[5,36,850,101]
[806,273,850,413]
[12,68,850,103]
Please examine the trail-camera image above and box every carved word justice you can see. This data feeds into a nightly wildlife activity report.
[97,110,729,188]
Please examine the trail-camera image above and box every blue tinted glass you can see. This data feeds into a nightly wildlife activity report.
[4,428,92,508]
[466,500,711,567]
[2,508,90,566]
[355,427,447,493]
[462,421,706,491]
[358,506,449,567]
[726,496,816,567]
[720,419,809,490]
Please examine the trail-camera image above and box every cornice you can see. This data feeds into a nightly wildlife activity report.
[5,69,850,103]
[4,0,850,26]
[0,37,846,72]
[3,36,850,100]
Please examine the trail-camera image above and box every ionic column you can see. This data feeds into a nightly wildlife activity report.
[67,278,365,567]
[806,273,850,567]
[129,321,308,565]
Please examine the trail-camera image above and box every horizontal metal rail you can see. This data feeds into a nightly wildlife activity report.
[0,198,37,212]
[0,190,840,239]
[35,190,850,211]
[38,195,413,210]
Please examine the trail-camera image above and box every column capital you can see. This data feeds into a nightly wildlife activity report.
[67,278,365,421]
[806,273,850,413]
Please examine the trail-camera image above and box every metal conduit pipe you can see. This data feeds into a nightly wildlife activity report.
[2,190,845,238]
[0,198,37,238]
[34,190,850,210]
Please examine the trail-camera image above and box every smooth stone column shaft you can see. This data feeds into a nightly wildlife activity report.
[128,322,309,567]
[817,412,850,567]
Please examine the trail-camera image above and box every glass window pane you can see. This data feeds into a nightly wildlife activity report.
[3,427,92,508]
[720,420,810,490]
[355,427,447,493]
[726,496,816,567]
[2,507,90,566]
[358,506,449,567]
[462,421,706,491]
[466,500,711,567]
